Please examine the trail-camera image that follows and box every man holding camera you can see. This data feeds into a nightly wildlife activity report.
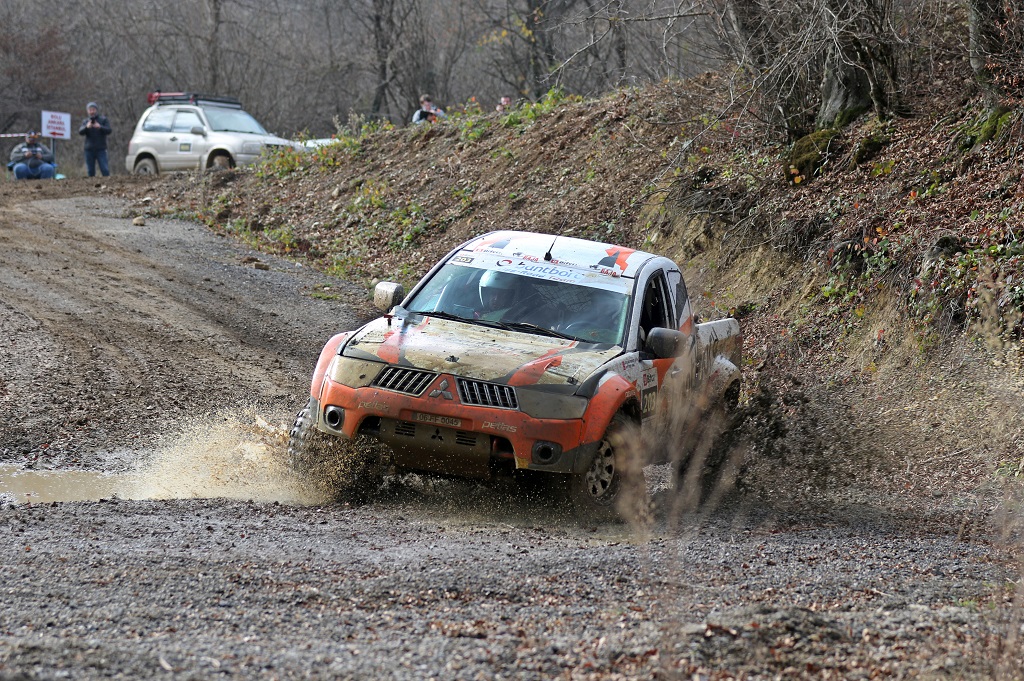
[9,131,55,180]
[78,101,112,177]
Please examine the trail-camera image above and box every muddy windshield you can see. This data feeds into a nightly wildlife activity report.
[405,263,630,345]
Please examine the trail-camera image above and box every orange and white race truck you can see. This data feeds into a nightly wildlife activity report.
[290,230,741,519]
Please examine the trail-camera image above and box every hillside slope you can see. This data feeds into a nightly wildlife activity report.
[129,69,1023,520]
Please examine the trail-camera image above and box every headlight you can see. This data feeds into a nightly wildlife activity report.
[328,357,384,388]
[242,141,263,154]
[516,387,588,419]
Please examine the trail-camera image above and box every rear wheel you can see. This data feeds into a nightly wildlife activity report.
[133,158,158,175]
[569,413,648,524]
[675,381,742,508]
[287,401,389,503]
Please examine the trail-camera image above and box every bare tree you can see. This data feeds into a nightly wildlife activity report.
[0,4,80,134]
[0,0,1005,170]
[693,0,909,136]
[968,0,1024,102]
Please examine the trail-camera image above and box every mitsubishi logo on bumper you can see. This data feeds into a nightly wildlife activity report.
[429,379,453,400]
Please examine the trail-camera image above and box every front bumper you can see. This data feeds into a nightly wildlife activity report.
[314,372,592,478]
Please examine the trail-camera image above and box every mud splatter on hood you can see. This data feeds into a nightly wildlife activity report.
[342,316,622,387]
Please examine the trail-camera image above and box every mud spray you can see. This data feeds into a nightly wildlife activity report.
[0,408,331,506]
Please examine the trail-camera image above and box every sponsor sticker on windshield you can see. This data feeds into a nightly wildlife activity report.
[451,252,632,293]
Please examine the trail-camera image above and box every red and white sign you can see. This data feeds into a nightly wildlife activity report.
[41,110,72,140]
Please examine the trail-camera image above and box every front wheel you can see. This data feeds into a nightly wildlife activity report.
[208,153,233,171]
[287,401,389,503]
[569,413,648,524]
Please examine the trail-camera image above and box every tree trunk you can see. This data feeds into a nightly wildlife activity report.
[525,0,549,98]
[611,0,627,83]
[371,0,394,115]
[818,49,872,128]
[968,0,1005,99]
[205,0,223,94]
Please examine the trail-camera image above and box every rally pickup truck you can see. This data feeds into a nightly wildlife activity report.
[289,230,742,520]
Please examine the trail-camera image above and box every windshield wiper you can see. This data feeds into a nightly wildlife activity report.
[500,322,577,340]
[403,312,573,339]
[406,309,470,323]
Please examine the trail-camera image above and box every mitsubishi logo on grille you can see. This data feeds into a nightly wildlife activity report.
[429,379,453,400]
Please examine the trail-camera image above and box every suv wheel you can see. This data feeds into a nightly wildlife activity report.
[674,381,742,510]
[569,412,648,524]
[133,158,158,175]
[287,399,389,503]
[208,153,233,170]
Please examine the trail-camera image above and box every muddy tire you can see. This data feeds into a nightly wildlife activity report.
[208,153,233,171]
[569,413,648,524]
[287,401,389,503]
[676,381,742,509]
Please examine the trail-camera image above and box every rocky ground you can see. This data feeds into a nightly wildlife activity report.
[1,181,1022,679]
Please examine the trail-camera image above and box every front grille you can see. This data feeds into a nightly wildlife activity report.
[394,422,416,437]
[456,379,518,410]
[372,367,437,396]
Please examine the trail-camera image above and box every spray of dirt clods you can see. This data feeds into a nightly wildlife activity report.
[127,407,330,506]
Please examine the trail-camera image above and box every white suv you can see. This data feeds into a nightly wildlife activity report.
[125,92,304,174]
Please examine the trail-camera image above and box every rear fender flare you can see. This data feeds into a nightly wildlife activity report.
[310,332,354,400]
[706,356,741,401]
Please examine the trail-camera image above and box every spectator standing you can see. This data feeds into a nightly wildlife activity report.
[79,101,112,177]
[412,94,446,124]
[9,131,55,180]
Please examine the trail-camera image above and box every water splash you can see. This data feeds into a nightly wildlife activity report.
[0,410,329,506]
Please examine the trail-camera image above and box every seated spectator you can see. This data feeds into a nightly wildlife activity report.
[496,95,512,113]
[9,131,55,180]
[412,94,446,124]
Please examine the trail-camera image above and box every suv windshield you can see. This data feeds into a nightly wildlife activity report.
[405,262,630,345]
[203,107,268,134]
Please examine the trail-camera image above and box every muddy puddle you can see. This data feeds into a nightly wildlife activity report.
[0,412,323,506]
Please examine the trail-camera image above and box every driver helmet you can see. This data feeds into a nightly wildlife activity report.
[479,269,518,311]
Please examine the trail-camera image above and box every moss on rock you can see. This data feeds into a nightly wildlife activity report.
[786,129,840,184]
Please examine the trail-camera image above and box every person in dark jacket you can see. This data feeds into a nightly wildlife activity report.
[9,131,55,180]
[79,101,112,177]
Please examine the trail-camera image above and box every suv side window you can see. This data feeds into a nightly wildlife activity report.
[638,271,673,346]
[172,110,203,133]
[142,108,174,132]
[667,269,688,323]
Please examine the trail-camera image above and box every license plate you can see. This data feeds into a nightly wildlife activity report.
[413,413,462,428]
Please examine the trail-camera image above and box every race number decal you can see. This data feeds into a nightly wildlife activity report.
[639,367,658,417]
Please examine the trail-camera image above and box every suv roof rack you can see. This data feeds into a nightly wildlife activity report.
[146,91,242,108]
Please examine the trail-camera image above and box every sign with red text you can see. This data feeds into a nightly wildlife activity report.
[41,111,72,140]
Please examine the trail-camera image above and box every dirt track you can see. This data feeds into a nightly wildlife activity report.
[1,184,1022,679]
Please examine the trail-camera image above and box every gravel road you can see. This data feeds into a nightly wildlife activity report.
[1,187,1021,679]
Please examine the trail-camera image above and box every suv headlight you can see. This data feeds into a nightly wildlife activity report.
[328,357,384,388]
[516,387,588,419]
[242,142,263,154]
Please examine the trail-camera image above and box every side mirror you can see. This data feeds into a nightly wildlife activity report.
[373,281,405,311]
[190,125,207,136]
[645,327,685,359]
